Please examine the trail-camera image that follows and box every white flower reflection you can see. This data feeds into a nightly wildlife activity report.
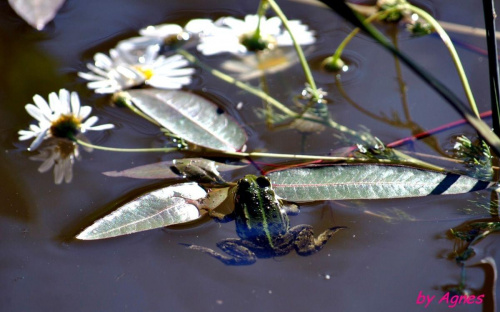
[196,14,315,56]
[78,46,195,94]
[18,89,114,151]
[220,46,314,80]
[29,139,86,184]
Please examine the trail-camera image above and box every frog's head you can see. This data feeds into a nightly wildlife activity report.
[237,174,273,190]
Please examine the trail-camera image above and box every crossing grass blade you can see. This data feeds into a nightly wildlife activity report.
[318,0,500,156]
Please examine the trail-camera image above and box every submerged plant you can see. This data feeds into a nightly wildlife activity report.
[452,135,493,180]
[18,89,114,151]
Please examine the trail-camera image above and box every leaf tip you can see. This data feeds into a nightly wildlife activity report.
[102,170,119,177]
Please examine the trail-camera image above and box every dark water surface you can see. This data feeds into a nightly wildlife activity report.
[1,0,499,311]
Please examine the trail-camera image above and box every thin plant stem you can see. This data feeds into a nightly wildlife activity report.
[387,110,493,148]
[74,134,444,172]
[253,0,269,40]
[390,26,412,122]
[220,150,445,172]
[330,4,479,117]
[408,4,479,117]
[75,138,178,153]
[178,49,373,144]
[326,9,395,69]
[113,92,161,126]
[482,0,500,137]
[178,49,298,117]
[265,0,321,102]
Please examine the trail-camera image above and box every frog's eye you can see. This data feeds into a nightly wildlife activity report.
[256,176,271,188]
[239,179,251,189]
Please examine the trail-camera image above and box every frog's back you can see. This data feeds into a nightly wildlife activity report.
[234,175,289,247]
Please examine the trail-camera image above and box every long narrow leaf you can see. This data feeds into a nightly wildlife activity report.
[103,158,245,180]
[76,182,207,240]
[318,0,500,155]
[268,164,494,202]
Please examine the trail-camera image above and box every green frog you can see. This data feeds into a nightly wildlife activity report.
[184,174,345,265]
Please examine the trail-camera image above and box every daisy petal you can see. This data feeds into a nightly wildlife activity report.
[49,92,64,115]
[25,104,48,123]
[18,130,36,141]
[38,154,57,173]
[54,162,64,185]
[184,19,216,35]
[86,123,115,131]
[70,91,81,116]
[81,116,98,129]
[78,106,92,120]
[94,53,113,70]
[32,94,52,117]
[28,128,49,151]
[139,24,183,38]
[59,89,71,113]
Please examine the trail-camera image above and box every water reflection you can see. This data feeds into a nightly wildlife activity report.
[29,137,90,184]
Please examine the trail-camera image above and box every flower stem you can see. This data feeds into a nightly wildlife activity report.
[325,9,393,71]
[75,138,178,153]
[223,150,445,172]
[335,4,479,117]
[265,0,321,102]
[253,0,269,40]
[408,4,479,117]
[178,49,299,118]
[112,92,161,126]
[178,49,373,144]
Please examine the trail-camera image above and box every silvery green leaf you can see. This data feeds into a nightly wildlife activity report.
[76,182,207,240]
[103,158,245,180]
[103,161,179,180]
[172,158,244,184]
[124,90,247,152]
[268,164,494,202]
[8,0,65,30]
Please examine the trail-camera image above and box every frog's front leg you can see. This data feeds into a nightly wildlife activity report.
[182,239,259,265]
[290,225,346,256]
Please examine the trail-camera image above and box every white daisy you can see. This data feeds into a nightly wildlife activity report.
[196,14,315,56]
[115,19,216,64]
[29,139,82,184]
[78,45,195,94]
[18,89,114,151]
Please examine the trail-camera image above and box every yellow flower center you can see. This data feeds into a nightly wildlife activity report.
[50,114,81,139]
[134,66,154,80]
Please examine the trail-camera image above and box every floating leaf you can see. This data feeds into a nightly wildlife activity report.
[8,0,65,30]
[77,182,207,240]
[268,164,494,202]
[103,158,245,181]
[103,161,179,180]
[122,90,247,152]
[199,187,231,211]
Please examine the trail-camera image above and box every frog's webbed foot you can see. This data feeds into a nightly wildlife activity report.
[291,225,346,256]
[181,239,257,265]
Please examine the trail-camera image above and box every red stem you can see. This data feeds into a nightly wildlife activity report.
[387,110,492,148]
